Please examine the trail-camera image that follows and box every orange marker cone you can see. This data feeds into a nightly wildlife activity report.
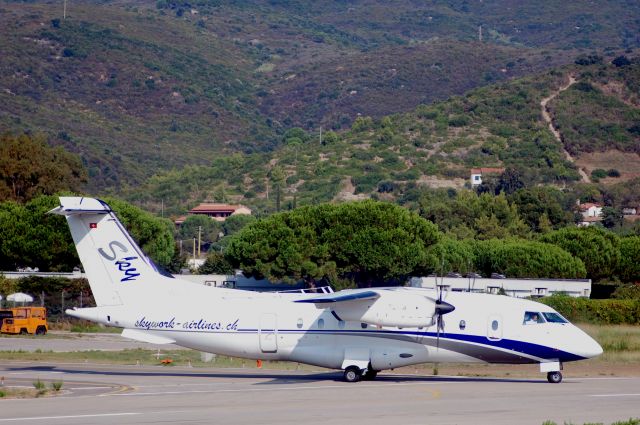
[257,359,263,368]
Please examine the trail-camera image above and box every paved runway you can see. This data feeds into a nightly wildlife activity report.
[0,332,184,352]
[1,362,638,425]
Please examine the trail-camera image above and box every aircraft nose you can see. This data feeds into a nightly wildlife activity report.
[580,333,603,359]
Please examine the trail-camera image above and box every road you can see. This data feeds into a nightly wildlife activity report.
[1,362,638,425]
[540,74,591,183]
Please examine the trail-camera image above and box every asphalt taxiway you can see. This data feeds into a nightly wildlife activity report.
[1,362,639,425]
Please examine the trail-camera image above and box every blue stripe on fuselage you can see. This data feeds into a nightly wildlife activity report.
[238,327,585,362]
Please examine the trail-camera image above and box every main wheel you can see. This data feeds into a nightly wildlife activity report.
[35,326,47,336]
[362,369,378,381]
[547,371,562,383]
[19,328,28,335]
[343,366,362,383]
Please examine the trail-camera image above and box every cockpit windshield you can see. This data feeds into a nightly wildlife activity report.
[523,311,544,324]
[541,312,568,323]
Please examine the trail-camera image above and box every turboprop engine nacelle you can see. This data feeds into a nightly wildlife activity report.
[332,291,439,328]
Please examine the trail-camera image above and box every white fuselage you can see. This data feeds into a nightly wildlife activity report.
[72,280,602,371]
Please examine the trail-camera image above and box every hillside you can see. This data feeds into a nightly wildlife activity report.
[129,60,640,217]
[0,1,269,190]
[2,0,639,191]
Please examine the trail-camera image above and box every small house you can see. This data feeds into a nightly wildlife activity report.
[470,167,505,186]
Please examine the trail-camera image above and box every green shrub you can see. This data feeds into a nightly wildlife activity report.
[612,284,640,300]
[539,294,640,325]
[448,115,470,127]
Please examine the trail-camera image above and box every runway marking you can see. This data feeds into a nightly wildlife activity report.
[68,386,115,390]
[0,413,139,422]
[590,393,640,397]
[106,380,463,397]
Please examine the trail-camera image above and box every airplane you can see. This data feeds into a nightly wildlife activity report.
[51,196,603,384]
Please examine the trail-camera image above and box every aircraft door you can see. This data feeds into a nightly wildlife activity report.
[259,313,278,353]
[487,315,503,341]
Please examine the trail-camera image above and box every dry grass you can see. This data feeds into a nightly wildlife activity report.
[576,151,640,183]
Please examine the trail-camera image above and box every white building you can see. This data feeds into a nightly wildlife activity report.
[577,202,603,226]
[408,276,591,298]
[470,167,505,186]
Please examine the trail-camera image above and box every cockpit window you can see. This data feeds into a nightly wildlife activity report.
[542,312,568,323]
[523,311,545,324]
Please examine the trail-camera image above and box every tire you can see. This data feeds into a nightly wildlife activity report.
[19,328,28,335]
[547,371,562,384]
[362,369,378,381]
[35,326,47,336]
[343,366,362,383]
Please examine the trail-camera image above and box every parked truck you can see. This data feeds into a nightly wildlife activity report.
[0,307,48,335]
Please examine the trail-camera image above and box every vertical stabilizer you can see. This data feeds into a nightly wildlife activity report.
[50,197,157,306]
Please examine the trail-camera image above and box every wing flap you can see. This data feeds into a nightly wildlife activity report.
[294,290,380,304]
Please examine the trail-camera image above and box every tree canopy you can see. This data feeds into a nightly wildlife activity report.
[417,190,529,240]
[539,226,620,281]
[618,236,640,283]
[0,195,77,271]
[225,200,441,287]
[472,239,586,279]
[0,133,87,203]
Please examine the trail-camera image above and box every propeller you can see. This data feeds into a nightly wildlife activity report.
[426,287,455,349]
[427,254,456,348]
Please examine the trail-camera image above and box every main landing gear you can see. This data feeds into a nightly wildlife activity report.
[547,371,563,384]
[343,366,379,382]
[343,366,361,382]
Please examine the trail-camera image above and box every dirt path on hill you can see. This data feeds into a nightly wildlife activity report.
[540,75,591,183]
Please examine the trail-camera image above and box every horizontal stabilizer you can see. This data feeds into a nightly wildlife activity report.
[48,197,112,216]
[295,290,380,304]
[121,328,176,345]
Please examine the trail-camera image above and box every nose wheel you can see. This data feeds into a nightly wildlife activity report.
[547,371,562,383]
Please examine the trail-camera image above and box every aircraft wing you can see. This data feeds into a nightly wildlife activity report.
[295,288,438,328]
[294,290,379,304]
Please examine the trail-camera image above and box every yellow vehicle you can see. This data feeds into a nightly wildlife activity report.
[0,307,48,335]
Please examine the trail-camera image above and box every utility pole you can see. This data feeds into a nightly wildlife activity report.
[193,238,196,262]
[197,226,202,258]
[319,126,322,145]
[63,0,67,19]
[478,25,482,42]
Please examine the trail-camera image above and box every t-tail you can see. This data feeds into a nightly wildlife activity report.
[49,197,161,307]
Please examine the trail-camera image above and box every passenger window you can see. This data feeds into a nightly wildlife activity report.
[491,320,499,331]
[523,311,545,325]
[318,318,325,329]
